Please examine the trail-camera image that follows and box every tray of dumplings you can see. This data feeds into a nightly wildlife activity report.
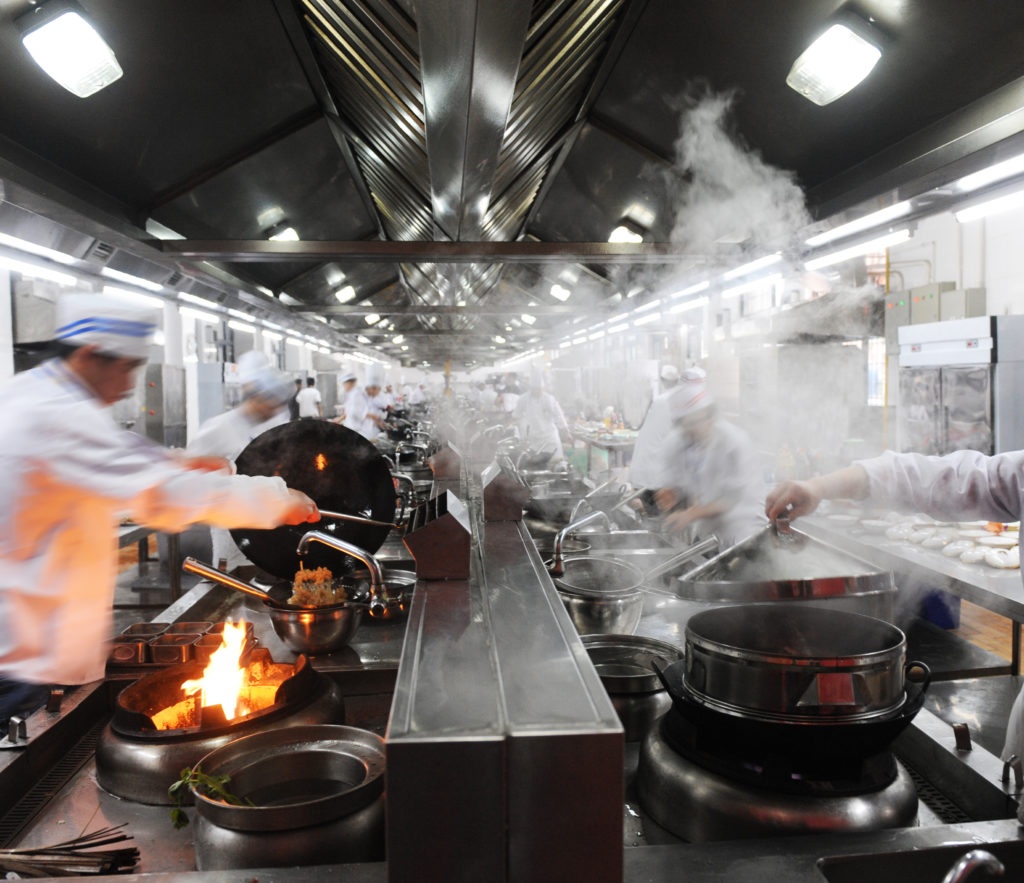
[853,513,1020,569]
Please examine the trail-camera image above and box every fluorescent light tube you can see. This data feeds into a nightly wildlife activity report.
[805,201,911,247]
[954,186,1024,223]
[957,153,1024,193]
[669,280,709,300]
[102,285,163,309]
[786,23,881,106]
[0,254,77,286]
[228,319,256,334]
[20,2,123,98]
[101,267,165,292]
[180,306,220,324]
[723,253,781,280]
[633,312,661,327]
[804,229,910,270]
[0,232,76,265]
[668,296,709,314]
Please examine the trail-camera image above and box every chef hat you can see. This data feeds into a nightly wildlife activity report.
[54,292,158,360]
[365,364,385,387]
[237,350,272,384]
[667,372,713,420]
[659,364,680,383]
[236,351,291,405]
[340,371,358,384]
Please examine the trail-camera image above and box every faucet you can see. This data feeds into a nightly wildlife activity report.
[297,531,388,618]
[391,472,416,525]
[940,848,1005,883]
[550,509,612,576]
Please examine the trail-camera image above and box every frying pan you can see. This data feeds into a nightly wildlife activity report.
[230,421,397,579]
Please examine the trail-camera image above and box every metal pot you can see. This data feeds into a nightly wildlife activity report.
[190,724,385,870]
[681,604,919,723]
[581,634,683,740]
[553,556,644,635]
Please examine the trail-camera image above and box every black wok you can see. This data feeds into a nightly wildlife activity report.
[230,421,397,580]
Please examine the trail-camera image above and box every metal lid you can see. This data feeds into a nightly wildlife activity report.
[581,634,684,694]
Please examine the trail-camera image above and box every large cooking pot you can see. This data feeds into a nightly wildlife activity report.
[679,604,921,723]
[553,556,644,635]
[230,421,397,578]
[676,526,896,622]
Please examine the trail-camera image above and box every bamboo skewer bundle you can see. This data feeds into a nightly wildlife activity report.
[0,824,139,876]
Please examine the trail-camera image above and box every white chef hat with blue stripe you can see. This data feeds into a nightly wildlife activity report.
[54,293,158,359]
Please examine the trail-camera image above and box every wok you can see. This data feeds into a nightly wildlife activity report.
[183,557,364,655]
[230,421,397,580]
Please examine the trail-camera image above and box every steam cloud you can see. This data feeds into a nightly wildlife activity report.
[668,87,811,256]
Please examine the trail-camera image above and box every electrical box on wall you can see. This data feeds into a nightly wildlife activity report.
[909,282,954,324]
[939,288,986,321]
[884,295,910,354]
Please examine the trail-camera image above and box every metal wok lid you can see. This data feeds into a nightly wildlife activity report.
[231,421,396,580]
[676,526,895,602]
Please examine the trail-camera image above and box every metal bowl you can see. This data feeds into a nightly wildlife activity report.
[554,557,644,635]
[268,603,363,655]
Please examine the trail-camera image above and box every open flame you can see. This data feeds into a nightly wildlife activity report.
[315,452,327,471]
[181,620,248,720]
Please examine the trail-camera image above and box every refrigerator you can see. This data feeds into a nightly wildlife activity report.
[898,316,1024,455]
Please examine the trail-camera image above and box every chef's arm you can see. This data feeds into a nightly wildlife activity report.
[665,498,729,532]
[764,465,869,521]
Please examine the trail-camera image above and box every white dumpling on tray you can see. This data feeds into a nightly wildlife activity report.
[985,547,1020,569]
[960,545,989,564]
[942,539,975,558]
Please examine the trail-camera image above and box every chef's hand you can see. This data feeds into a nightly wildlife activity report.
[180,455,233,473]
[764,479,821,522]
[664,507,696,534]
[654,488,678,512]
[281,489,321,524]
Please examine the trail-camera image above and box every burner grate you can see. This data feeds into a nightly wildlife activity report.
[0,717,107,848]
[898,754,971,824]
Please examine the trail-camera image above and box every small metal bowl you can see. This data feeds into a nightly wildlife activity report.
[553,557,644,636]
[149,633,200,664]
[268,604,363,656]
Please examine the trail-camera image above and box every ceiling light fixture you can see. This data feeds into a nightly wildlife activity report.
[335,285,356,304]
[100,266,165,292]
[357,334,371,344]
[608,219,645,244]
[669,280,709,300]
[17,0,122,98]
[392,334,405,345]
[805,201,912,247]
[956,152,1024,193]
[786,21,881,106]
[101,286,163,309]
[520,313,536,325]
[228,319,256,334]
[722,252,782,280]
[266,222,299,242]
[364,313,381,325]
[0,254,77,286]
[668,296,709,315]
[804,228,910,270]
[550,283,572,302]
[0,232,76,265]
[180,306,220,325]
[954,185,1024,224]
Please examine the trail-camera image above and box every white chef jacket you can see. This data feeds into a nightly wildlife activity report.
[0,359,302,686]
[186,406,288,570]
[664,418,765,547]
[629,388,675,489]
[515,391,569,459]
[295,386,322,417]
[343,387,384,440]
[855,448,1024,764]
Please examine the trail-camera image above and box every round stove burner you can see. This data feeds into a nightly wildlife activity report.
[636,715,918,843]
[96,654,345,805]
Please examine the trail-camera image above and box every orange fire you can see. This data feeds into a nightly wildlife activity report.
[181,620,249,720]
[316,453,327,471]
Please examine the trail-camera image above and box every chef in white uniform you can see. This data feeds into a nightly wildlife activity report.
[514,369,571,465]
[333,371,358,423]
[186,351,293,571]
[343,364,388,440]
[0,294,319,727]
[656,371,765,547]
[628,363,681,491]
[765,448,1024,786]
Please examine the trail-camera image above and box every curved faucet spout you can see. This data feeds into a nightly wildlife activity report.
[551,510,612,576]
[297,531,388,617]
[940,848,1005,883]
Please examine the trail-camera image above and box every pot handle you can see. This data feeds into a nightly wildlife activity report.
[903,660,931,714]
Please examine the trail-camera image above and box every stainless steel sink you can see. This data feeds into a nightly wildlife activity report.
[817,839,1024,882]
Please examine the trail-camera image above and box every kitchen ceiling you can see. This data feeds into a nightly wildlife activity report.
[1,0,1024,367]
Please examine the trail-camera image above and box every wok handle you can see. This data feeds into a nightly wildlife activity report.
[318,509,403,530]
[904,660,932,714]
[182,556,272,601]
[650,656,673,695]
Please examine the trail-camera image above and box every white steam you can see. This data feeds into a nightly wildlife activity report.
[668,89,810,256]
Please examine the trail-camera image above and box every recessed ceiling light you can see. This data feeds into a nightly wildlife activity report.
[365,313,381,325]
[267,224,299,242]
[334,285,356,304]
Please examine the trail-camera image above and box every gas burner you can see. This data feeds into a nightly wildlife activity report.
[636,714,919,843]
[96,649,345,805]
[659,701,898,796]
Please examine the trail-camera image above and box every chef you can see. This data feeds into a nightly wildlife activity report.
[343,364,388,440]
[0,293,320,728]
[764,449,1024,780]
[186,350,293,571]
[628,363,681,492]
[333,371,358,422]
[514,368,572,465]
[655,369,765,547]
